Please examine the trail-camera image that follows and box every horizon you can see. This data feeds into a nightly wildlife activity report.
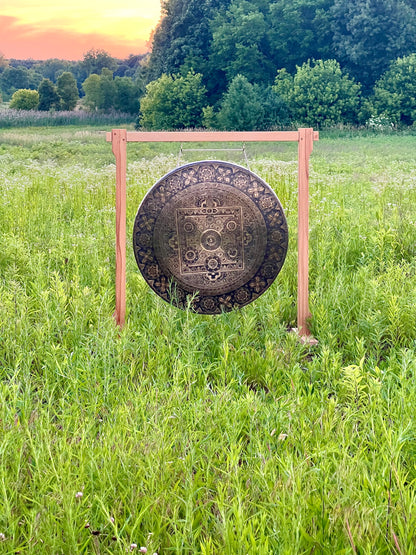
[0,1,161,61]
[3,50,149,63]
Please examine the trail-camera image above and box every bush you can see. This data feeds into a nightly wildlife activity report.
[203,81,289,130]
[372,53,416,125]
[138,71,207,130]
[9,89,39,110]
[273,59,361,128]
[202,105,217,129]
[257,86,290,129]
[216,75,263,130]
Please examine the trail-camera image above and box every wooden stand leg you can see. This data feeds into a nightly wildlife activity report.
[296,128,317,343]
[112,129,127,327]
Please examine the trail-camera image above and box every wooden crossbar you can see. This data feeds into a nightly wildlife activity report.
[106,130,318,143]
[107,129,318,338]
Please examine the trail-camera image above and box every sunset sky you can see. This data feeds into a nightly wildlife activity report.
[0,0,161,60]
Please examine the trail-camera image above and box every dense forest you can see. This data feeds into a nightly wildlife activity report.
[2,0,416,128]
[149,0,416,91]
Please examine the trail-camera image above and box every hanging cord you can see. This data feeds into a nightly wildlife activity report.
[177,143,184,167]
[242,143,250,169]
[177,143,250,170]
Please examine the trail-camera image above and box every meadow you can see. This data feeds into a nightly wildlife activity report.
[1,125,416,554]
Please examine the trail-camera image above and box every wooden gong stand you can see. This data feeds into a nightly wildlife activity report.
[106,129,319,341]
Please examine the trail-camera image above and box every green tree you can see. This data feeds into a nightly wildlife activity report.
[372,53,416,125]
[56,72,79,110]
[331,0,416,90]
[217,74,264,130]
[211,0,275,85]
[99,68,117,110]
[38,78,60,111]
[268,0,334,73]
[147,0,231,104]
[273,59,361,127]
[9,89,39,110]
[33,58,71,82]
[82,74,103,110]
[148,0,231,79]
[114,54,146,78]
[79,48,117,79]
[82,70,141,112]
[139,71,207,129]
[113,77,142,114]
[1,66,32,98]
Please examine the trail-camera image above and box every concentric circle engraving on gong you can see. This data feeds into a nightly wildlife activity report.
[201,229,222,251]
[133,161,288,314]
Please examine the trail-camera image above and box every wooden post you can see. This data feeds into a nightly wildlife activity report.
[297,128,314,338]
[112,129,127,327]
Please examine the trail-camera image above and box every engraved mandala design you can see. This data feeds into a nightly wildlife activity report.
[133,161,288,314]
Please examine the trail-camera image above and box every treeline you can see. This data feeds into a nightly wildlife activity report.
[148,0,416,93]
[139,0,416,129]
[0,49,145,116]
[2,0,416,129]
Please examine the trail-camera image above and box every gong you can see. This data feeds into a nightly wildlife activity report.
[132,161,288,314]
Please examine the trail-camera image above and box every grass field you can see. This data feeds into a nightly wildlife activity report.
[1,126,416,554]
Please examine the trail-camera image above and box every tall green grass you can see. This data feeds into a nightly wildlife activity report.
[0,109,136,128]
[0,129,416,553]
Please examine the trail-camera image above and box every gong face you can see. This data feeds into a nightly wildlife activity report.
[133,161,288,314]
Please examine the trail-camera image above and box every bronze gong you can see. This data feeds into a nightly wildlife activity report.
[133,161,288,314]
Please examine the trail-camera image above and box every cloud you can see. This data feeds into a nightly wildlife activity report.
[0,15,149,60]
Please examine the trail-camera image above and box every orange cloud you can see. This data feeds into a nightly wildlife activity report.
[0,15,149,60]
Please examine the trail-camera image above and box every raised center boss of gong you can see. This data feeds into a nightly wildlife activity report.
[201,229,222,251]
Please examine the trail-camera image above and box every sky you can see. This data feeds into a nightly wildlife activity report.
[0,0,162,60]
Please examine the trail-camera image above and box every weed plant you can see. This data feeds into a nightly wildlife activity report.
[0,129,416,553]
